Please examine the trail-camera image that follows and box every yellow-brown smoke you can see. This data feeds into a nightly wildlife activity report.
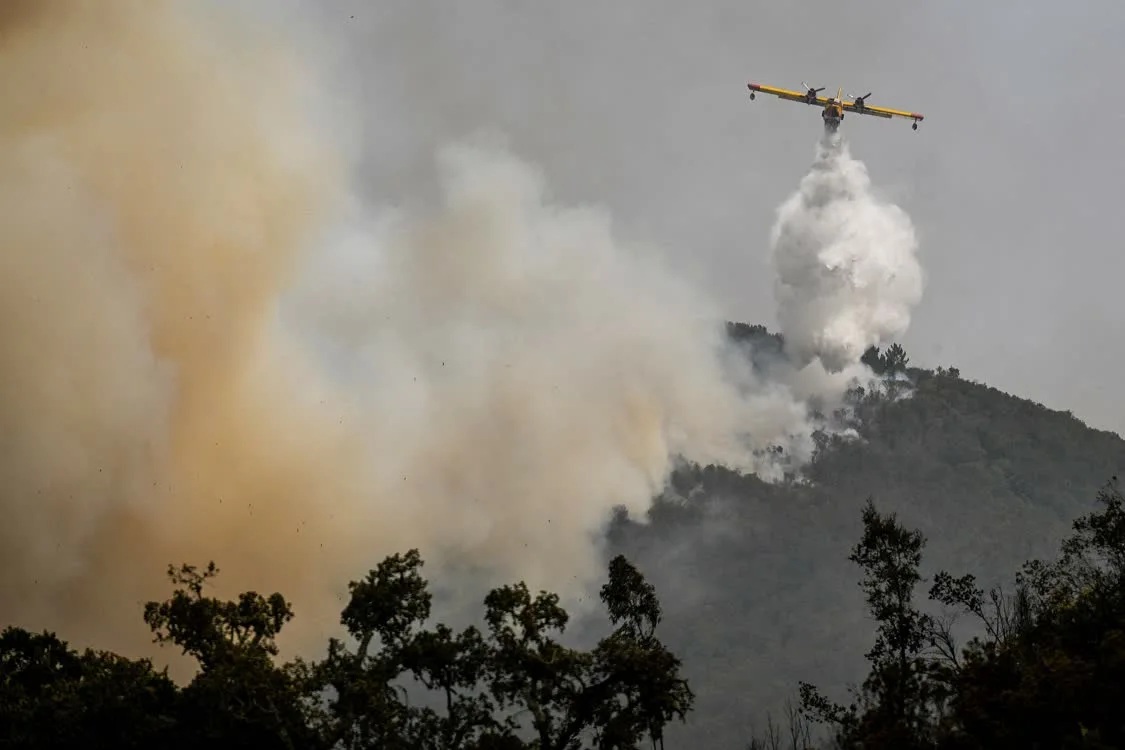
[0,0,358,659]
[1,1,816,671]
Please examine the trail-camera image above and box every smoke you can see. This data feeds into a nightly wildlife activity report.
[0,1,819,665]
[283,132,820,605]
[0,0,356,657]
[769,128,924,373]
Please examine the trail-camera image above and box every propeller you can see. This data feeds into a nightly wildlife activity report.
[802,81,825,95]
[848,92,873,103]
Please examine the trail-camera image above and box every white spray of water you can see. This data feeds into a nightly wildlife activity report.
[770,129,924,373]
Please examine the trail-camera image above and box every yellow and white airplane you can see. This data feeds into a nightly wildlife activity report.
[746,81,924,131]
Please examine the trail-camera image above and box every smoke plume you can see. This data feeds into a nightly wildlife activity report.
[769,129,924,373]
[1,2,818,664]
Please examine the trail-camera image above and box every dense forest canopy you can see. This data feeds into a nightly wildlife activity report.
[4,323,1124,748]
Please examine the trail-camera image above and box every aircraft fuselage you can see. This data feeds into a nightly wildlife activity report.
[822,103,843,131]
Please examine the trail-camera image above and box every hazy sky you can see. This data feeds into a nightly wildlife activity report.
[298,1,1125,434]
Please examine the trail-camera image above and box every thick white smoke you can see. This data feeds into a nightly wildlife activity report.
[1,3,927,675]
[284,134,822,607]
[770,129,924,373]
[1,2,821,666]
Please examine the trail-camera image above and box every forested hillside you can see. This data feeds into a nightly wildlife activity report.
[605,323,1125,747]
[3,323,1123,749]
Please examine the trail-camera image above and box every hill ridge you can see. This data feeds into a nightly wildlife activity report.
[601,322,1125,746]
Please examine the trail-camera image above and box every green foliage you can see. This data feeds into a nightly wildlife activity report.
[944,477,1125,749]
[797,500,942,749]
[606,322,1124,748]
[790,479,1125,749]
[143,561,295,665]
[861,343,909,377]
[724,322,787,377]
[0,628,178,749]
[0,552,689,750]
[5,321,1124,750]
[474,555,692,750]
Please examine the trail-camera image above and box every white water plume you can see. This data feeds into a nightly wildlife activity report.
[770,129,924,373]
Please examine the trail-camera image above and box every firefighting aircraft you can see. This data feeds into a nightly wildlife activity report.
[746,81,924,131]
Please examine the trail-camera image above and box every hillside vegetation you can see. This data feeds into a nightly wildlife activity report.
[3,323,1123,749]
[605,323,1125,747]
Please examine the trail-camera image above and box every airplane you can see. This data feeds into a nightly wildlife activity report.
[746,81,924,131]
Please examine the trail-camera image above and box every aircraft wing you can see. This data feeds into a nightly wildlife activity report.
[842,100,924,122]
[748,83,829,106]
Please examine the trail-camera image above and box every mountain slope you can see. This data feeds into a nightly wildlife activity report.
[604,324,1125,748]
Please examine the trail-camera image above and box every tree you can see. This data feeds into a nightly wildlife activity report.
[0,627,178,750]
[745,697,814,750]
[793,478,1125,750]
[306,549,508,749]
[142,561,322,749]
[861,345,885,375]
[480,554,693,749]
[798,499,941,749]
[928,477,1125,748]
[0,551,691,750]
[881,344,909,377]
[859,344,910,378]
